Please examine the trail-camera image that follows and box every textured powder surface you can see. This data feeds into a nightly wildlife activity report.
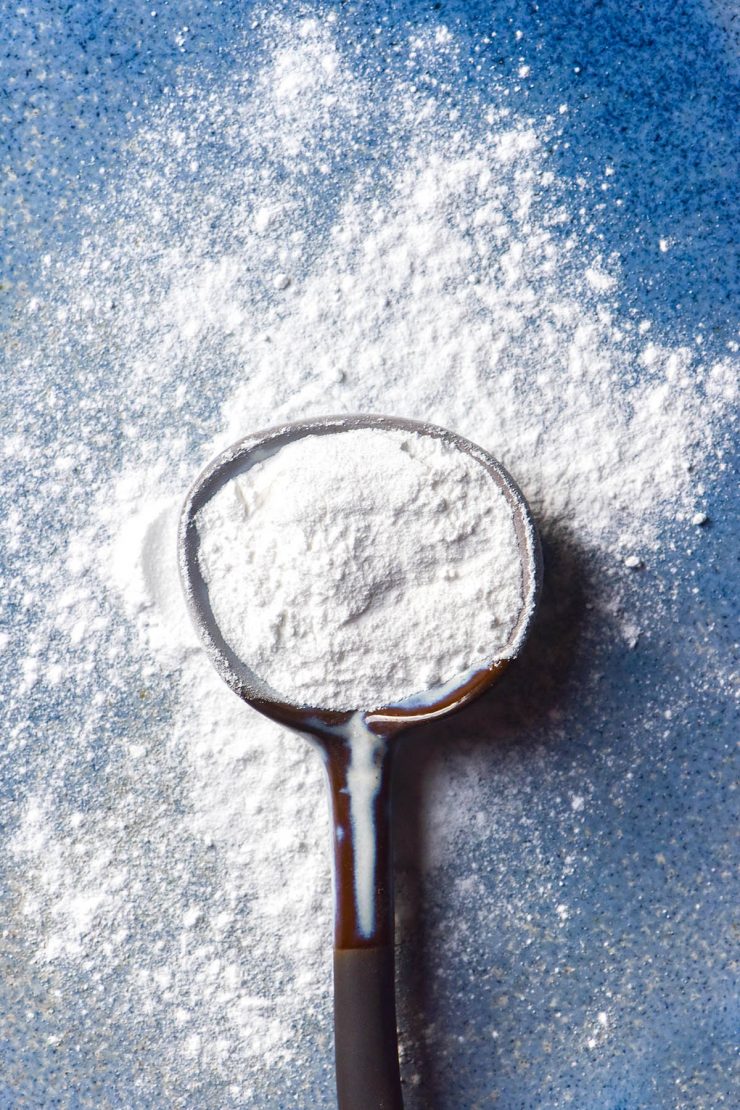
[1,4,738,1109]
[195,429,524,708]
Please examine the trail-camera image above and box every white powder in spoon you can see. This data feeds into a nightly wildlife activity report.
[194,428,526,709]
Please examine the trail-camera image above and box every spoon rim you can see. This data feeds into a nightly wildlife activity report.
[178,412,542,732]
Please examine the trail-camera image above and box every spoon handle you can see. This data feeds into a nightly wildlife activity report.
[324,741,404,1108]
[334,945,403,1109]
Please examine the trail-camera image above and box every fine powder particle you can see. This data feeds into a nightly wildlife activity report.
[194,428,526,709]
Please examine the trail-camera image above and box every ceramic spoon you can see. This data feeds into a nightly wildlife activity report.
[178,414,541,1110]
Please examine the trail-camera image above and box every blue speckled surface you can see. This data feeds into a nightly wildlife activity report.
[1,2,738,1108]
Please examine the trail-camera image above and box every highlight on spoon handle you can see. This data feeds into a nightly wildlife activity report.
[334,945,403,1110]
[325,736,395,948]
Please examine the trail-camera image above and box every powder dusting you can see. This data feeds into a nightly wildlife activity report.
[195,428,525,708]
[2,5,738,1107]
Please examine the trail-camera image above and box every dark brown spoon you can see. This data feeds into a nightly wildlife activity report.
[178,414,541,1110]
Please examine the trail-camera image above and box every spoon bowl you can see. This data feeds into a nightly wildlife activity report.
[179,414,541,1110]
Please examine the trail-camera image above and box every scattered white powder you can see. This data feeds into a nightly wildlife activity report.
[3,7,738,1106]
[195,428,525,708]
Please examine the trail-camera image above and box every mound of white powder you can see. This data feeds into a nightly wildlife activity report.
[194,428,527,708]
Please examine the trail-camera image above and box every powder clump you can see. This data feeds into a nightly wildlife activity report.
[195,428,525,708]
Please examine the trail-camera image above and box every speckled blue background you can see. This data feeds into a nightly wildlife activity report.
[1,2,738,1108]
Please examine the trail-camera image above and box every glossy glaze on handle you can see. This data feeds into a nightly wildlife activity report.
[324,731,394,948]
